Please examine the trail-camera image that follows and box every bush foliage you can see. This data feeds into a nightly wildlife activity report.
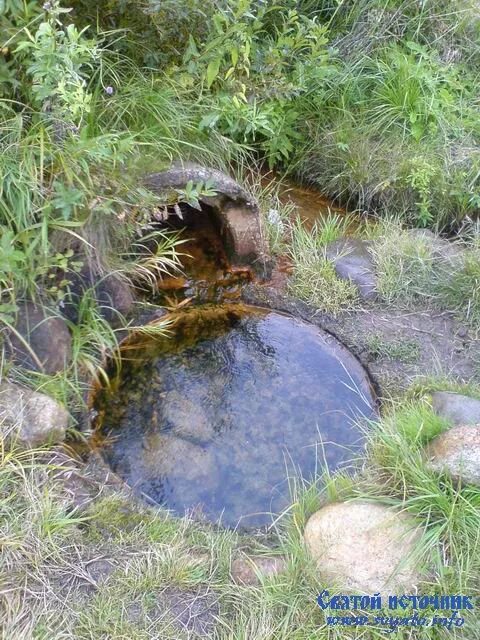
[1,0,480,315]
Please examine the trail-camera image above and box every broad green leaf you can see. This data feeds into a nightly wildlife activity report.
[206,58,221,89]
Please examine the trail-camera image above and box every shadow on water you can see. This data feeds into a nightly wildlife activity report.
[95,305,376,529]
[148,203,252,307]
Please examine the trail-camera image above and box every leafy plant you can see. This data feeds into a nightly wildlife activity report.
[50,181,85,221]
[15,0,98,126]
[190,1,331,166]
[404,156,439,227]
[175,179,217,211]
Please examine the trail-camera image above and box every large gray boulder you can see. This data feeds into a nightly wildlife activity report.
[304,502,424,596]
[144,162,271,279]
[6,302,72,374]
[425,424,480,487]
[326,238,377,300]
[0,382,68,448]
[431,391,480,426]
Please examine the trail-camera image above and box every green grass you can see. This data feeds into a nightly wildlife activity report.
[370,221,480,329]
[292,2,480,227]
[438,252,480,328]
[287,214,358,314]
[365,334,420,363]
[1,391,479,638]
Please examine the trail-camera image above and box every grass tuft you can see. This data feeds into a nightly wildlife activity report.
[287,215,358,314]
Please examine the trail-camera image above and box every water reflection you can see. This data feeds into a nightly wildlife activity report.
[96,305,376,528]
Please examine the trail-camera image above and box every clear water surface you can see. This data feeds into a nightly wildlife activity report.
[96,305,376,528]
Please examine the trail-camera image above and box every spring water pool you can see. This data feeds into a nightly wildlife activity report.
[95,305,376,528]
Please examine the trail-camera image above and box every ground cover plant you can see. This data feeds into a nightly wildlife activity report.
[1,1,480,639]
[1,392,479,638]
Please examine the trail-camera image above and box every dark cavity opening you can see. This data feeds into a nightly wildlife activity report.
[150,203,252,304]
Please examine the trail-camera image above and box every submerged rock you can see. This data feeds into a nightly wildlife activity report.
[141,433,214,480]
[6,301,72,374]
[162,391,214,441]
[326,238,377,301]
[0,382,68,447]
[304,502,424,596]
[425,424,480,487]
[431,391,480,426]
[231,554,287,586]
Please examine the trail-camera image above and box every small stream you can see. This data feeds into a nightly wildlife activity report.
[262,171,348,229]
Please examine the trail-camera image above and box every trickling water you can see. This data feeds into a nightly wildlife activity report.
[150,203,252,306]
[263,172,349,230]
[95,305,376,528]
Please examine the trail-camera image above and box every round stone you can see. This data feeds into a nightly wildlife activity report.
[0,382,68,448]
[325,238,377,301]
[431,391,480,427]
[304,502,424,596]
[7,302,72,374]
[425,424,480,486]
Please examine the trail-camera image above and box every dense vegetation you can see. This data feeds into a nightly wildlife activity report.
[1,4,480,638]
[2,1,480,319]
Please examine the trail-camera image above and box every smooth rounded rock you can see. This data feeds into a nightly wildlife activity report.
[0,382,68,448]
[60,267,135,326]
[163,391,213,442]
[304,502,424,596]
[425,424,480,486]
[139,433,214,481]
[95,272,135,324]
[231,554,287,586]
[326,238,377,300]
[431,391,480,426]
[7,302,72,374]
